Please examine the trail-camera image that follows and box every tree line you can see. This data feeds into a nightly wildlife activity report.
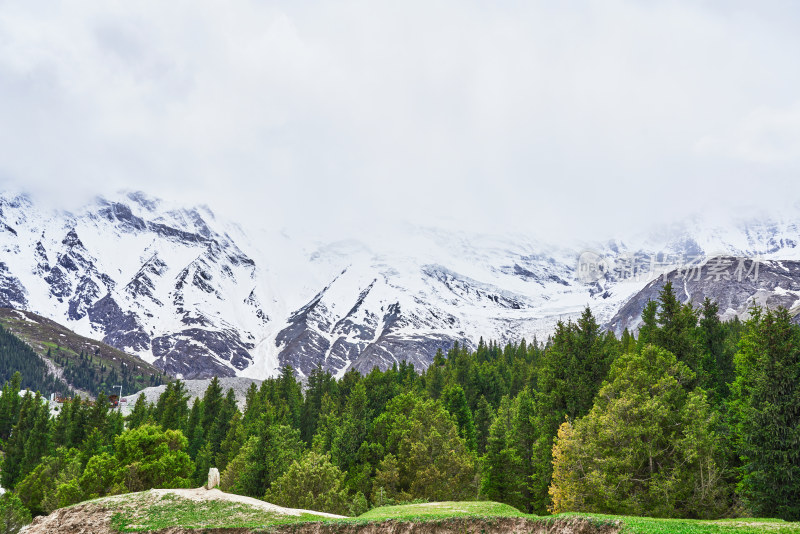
[1,281,798,525]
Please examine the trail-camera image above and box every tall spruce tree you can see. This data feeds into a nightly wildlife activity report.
[510,387,537,512]
[331,382,370,475]
[154,381,189,431]
[442,384,476,450]
[127,394,151,429]
[0,372,22,441]
[651,282,701,375]
[732,306,800,520]
[698,298,734,401]
[481,396,522,506]
[531,307,618,513]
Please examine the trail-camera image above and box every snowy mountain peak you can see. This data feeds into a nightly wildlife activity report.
[3,190,800,379]
[0,191,269,378]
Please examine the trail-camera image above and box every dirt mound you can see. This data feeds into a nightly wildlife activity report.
[21,488,344,534]
[21,501,115,534]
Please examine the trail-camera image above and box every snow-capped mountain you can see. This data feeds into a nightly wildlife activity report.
[0,192,269,378]
[2,190,800,379]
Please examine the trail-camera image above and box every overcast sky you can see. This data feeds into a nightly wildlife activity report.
[1,1,799,242]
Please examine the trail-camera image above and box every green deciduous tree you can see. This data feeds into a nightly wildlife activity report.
[79,451,123,500]
[265,452,351,515]
[549,345,731,518]
[14,448,81,516]
[373,396,475,502]
[113,423,193,492]
[0,493,31,534]
[219,436,257,492]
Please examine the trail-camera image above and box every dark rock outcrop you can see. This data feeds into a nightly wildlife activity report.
[607,256,800,335]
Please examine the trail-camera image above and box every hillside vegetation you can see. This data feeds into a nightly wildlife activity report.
[0,307,167,396]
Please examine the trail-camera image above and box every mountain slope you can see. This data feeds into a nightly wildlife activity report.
[0,308,167,396]
[3,190,800,379]
[0,192,270,378]
[606,256,800,335]
[0,320,66,395]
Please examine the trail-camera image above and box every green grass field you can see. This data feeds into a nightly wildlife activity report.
[102,493,800,534]
[359,503,800,534]
[563,512,800,534]
[357,500,527,520]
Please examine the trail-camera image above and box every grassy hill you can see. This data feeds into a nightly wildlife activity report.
[359,503,800,534]
[25,492,800,534]
[0,307,168,397]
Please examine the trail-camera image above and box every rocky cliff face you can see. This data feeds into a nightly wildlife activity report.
[0,192,268,378]
[606,256,800,334]
[3,190,800,379]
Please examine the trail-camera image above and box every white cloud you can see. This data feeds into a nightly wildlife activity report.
[0,1,799,242]
[696,102,800,164]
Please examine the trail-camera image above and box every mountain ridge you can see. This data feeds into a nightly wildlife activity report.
[3,190,800,379]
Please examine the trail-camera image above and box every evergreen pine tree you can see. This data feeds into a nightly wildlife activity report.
[473,395,494,456]
[186,398,205,460]
[698,298,734,401]
[442,384,476,450]
[21,394,50,479]
[510,387,537,512]
[732,306,800,520]
[331,382,369,474]
[650,282,701,375]
[0,372,22,441]
[481,396,521,505]
[200,377,223,437]
[154,380,189,431]
[279,366,303,429]
[127,394,151,429]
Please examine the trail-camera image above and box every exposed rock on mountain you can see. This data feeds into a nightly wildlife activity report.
[3,190,800,379]
[606,256,800,334]
[0,192,268,379]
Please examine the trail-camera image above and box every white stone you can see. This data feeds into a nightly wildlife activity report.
[206,467,220,490]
